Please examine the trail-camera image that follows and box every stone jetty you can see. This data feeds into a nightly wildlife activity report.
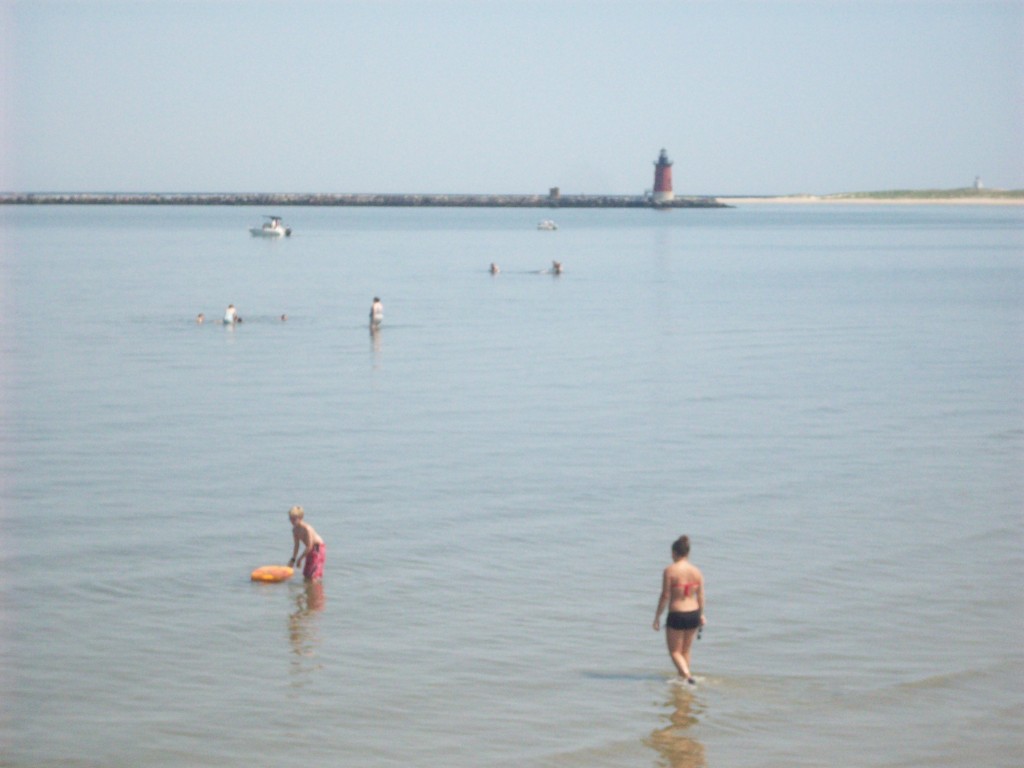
[0,192,728,208]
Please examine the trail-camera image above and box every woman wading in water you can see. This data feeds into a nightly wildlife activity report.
[653,535,706,683]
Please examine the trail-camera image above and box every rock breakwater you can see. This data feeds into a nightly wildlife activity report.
[0,192,727,208]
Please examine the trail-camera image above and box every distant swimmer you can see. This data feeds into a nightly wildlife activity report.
[653,535,706,684]
[287,505,326,582]
[223,304,239,324]
[551,261,563,275]
[196,313,205,324]
[490,262,500,275]
[370,296,383,328]
[280,314,288,322]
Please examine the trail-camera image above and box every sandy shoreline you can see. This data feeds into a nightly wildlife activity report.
[718,195,1023,206]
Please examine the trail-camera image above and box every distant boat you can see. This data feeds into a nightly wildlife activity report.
[249,215,292,237]
[537,219,558,231]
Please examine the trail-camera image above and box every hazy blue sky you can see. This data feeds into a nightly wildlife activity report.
[2,0,1021,195]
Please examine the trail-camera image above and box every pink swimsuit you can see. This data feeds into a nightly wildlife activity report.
[303,543,326,581]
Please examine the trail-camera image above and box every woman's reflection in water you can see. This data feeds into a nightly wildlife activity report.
[370,322,382,364]
[645,683,706,768]
[289,581,325,682]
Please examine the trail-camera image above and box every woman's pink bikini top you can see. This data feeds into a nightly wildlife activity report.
[672,580,700,598]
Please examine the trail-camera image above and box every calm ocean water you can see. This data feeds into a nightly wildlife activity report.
[1,203,1021,767]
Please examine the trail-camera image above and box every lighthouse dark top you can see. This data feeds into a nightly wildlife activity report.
[653,148,674,203]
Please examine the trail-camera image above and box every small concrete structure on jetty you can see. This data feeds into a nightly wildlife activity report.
[0,191,726,208]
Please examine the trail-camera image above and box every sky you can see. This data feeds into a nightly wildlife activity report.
[1,0,1022,196]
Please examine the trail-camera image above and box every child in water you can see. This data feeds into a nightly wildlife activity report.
[288,505,326,581]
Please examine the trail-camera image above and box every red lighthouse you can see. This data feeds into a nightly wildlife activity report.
[652,148,674,204]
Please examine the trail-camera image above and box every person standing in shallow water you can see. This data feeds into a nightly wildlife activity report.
[369,297,383,328]
[288,506,326,582]
[653,535,706,683]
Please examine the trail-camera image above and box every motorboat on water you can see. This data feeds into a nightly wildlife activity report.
[537,219,558,231]
[249,215,292,237]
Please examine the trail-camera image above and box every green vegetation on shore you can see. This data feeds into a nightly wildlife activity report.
[823,187,1023,201]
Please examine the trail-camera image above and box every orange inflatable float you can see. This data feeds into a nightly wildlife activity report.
[250,565,294,583]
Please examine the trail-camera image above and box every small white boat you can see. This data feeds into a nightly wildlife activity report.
[537,219,558,231]
[249,215,292,237]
